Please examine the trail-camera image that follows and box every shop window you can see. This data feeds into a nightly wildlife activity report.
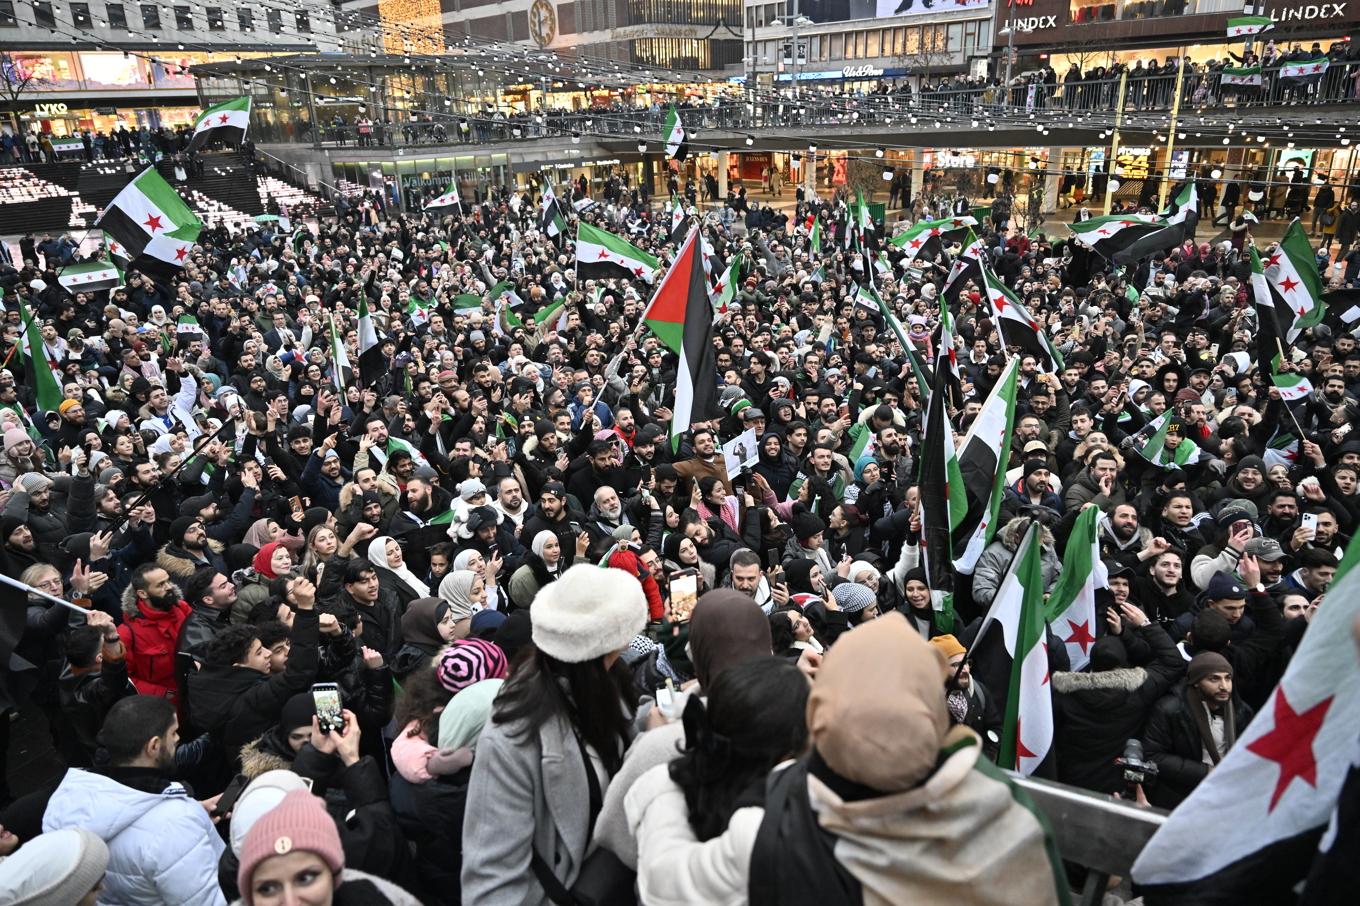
[267,8,281,33]
[295,10,311,32]
[864,29,880,59]
[0,0,17,26]
[237,7,252,30]
[140,3,159,30]
[105,2,124,28]
[206,6,222,30]
[946,22,961,54]
[173,5,191,30]
[828,33,842,59]
[33,1,55,28]
[70,2,90,24]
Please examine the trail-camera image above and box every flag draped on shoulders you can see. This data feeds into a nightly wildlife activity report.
[1135,410,1204,468]
[1132,534,1360,903]
[186,95,250,154]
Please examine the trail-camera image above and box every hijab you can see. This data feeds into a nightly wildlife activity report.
[530,530,560,565]
[687,589,773,688]
[784,558,818,595]
[453,549,481,572]
[252,542,284,580]
[243,518,276,549]
[401,597,450,650]
[438,569,480,622]
[437,678,504,751]
[368,534,431,598]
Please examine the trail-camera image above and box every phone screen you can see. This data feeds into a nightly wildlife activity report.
[668,574,699,623]
[312,684,342,734]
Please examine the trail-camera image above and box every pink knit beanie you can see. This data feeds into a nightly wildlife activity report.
[236,789,343,903]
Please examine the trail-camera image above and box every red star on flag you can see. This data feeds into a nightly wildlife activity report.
[1279,276,1299,294]
[1297,306,1307,317]
[1064,619,1095,654]
[1247,688,1332,813]
[109,242,120,255]
[929,228,941,237]
[950,219,964,227]
[596,249,609,260]
[218,114,230,124]
[143,214,164,232]
[174,246,188,262]
[909,238,923,249]
[1015,718,1038,761]
[633,266,645,277]
[1264,253,1281,268]
[992,294,1008,311]
[1096,228,1111,236]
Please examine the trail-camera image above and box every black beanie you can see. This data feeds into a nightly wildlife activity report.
[169,515,198,546]
[1090,635,1129,671]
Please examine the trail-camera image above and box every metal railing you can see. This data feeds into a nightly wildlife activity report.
[250,61,1360,149]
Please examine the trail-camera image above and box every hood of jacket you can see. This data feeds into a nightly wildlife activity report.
[1051,666,1147,695]
[45,768,188,842]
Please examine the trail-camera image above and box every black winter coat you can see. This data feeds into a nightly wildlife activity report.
[1142,683,1254,808]
[1051,622,1184,794]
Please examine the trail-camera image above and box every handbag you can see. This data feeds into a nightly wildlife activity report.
[529,731,637,906]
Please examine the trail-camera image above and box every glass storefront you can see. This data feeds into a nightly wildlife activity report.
[331,154,513,211]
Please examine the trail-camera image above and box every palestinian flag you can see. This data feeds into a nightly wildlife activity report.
[1068,214,1167,261]
[424,185,462,210]
[328,313,351,393]
[1135,410,1204,468]
[576,222,659,285]
[663,104,688,161]
[1263,221,1326,343]
[942,228,985,304]
[19,303,62,413]
[1044,506,1106,673]
[1132,533,1360,902]
[1281,58,1329,79]
[96,167,202,268]
[953,358,1019,575]
[651,229,718,451]
[919,352,966,633]
[981,265,1063,372]
[973,522,1054,776]
[540,183,566,238]
[57,259,120,292]
[890,215,977,264]
[1222,66,1264,88]
[1227,15,1272,37]
[1112,182,1199,267]
[186,95,250,154]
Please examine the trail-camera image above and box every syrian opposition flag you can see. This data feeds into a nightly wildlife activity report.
[1068,214,1167,261]
[1264,221,1327,343]
[58,259,120,292]
[863,282,930,400]
[663,105,688,161]
[935,297,963,409]
[919,354,966,633]
[175,314,204,348]
[328,313,351,393]
[652,229,719,451]
[424,185,462,211]
[540,183,566,238]
[1227,15,1272,37]
[186,95,250,154]
[668,195,688,245]
[1112,182,1200,267]
[576,221,659,284]
[710,250,741,318]
[1222,66,1264,88]
[407,296,432,328]
[355,296,385,386]
[1135,410,1204,468]
[942,229,985,304]
[96,167,202,268]
[1132,534,1360,902]
[953,358,1019,575]
[890,215,977,264]
[971,522,1054,777]
[1044,506,1106,673]
[981,265,1063,372]
[1272,369,1314,401]
[19,303,62,413]
[1281,58,1330,79]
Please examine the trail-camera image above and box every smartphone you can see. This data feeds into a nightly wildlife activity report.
[312,682,342,734]
[289,495,304,511]
[1300,513,1318,539]
[211,773,249,818]
[668,571,699,623]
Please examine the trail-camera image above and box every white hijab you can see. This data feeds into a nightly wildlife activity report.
[368,535,430,598]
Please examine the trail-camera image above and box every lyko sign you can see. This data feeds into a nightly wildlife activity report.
[32,103,68,116]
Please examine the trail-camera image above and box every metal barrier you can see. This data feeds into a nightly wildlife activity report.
[1012,773,1168,906]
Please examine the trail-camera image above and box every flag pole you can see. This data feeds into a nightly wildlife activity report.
[1274,337,1309,441]
[0,571,93,616]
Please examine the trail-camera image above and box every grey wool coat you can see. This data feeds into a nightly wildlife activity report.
[460,708,601,906]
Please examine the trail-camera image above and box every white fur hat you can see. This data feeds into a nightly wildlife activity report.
[530,564,647,664]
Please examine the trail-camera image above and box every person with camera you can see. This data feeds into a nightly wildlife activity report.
[1141,651,1254,809]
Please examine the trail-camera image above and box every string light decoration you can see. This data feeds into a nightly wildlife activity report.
[378,0,445,54]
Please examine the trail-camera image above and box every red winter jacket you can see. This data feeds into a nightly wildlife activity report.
[607,549,664,622]
[117,598,192,702]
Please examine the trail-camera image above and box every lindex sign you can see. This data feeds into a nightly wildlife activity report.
[1259,1,1354,24]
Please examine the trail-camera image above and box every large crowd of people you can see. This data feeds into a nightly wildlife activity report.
[0,151,1352,906]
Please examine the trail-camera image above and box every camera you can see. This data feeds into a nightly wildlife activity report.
[1114,738,1158,800]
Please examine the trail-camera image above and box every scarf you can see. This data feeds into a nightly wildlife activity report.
[438,569,480,621]
[368,534,430,598]
[1185,685,1237,766]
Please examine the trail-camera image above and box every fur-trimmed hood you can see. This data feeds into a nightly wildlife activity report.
[119,579,184,618]
[155,540,223,581]
[238,735,293,780]
[1051,666,1147,695]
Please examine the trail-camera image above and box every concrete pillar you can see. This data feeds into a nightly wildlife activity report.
[1044,148,1074,214]
[717,150,729,201]
[804,150,816,197]
[906,148,923,211]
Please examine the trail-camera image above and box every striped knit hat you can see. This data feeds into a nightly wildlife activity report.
[435,638,509,695]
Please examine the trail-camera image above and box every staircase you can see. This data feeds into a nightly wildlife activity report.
[154,155,266,219]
